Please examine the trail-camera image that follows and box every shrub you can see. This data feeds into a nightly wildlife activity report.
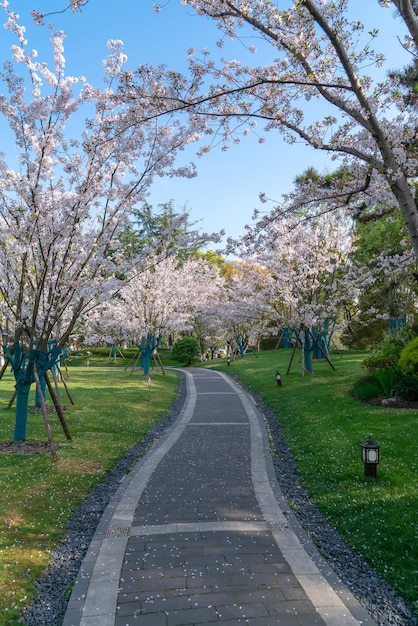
[172,336,200,365]
[363,354,397,375]
[394,372,418,401]
[363,330,412,375]
[352,376,382,401]
[373,367,400,397]
[398,336,418,378]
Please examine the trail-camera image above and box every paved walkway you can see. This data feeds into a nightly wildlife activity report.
[62,368,377,626]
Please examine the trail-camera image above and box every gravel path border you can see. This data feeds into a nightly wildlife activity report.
[21,371,417,625]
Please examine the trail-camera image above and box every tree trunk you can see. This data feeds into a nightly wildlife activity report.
[391,175,418,261]
[142,347,152,376]
[138,335,162,376]
[303,328,313,374]
[282,327,291,349]
[235,335,247,358]
[7,343,63,442]
[14,379,31,442]
[312,326,330,360]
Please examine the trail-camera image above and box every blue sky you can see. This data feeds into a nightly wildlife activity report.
[0,1,411,245]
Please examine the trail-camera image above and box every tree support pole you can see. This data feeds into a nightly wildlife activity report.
[153,351,165,376]
[61,359,70,378]
[124,354,135,371]
[0,360,9,381]
[331,339,343,358]
[130,352,142,375]
[301,334,306,376]
[8,390,16,408]
[274,332,283,350]
[286,341,298,375]
[45,373,72,440]
[34,365,58,460]
[52,368,64,413]
[57,364,75,405]
[308,329,336,371]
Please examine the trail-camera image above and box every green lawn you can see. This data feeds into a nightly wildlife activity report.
[203,349,418,615]
[0,366,178,626]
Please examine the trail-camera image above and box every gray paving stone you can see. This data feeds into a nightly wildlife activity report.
[266,599,321,616]
[166,606,220,626]
[115,614,167,626]
[142,595,191,613]
[188,590,239,608]
[215,602,269,620]
[236,587,286,603]
[243,616,300,625]
[139,576,187,592]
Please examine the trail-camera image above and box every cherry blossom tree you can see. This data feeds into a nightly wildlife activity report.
[30,2,418,261]
[193,305,229,359]
[217,265,270,357]
[0,4,203,441]
[78,297,134,355]
[110,0,418,260]
[98,255,223,375]
[30,1,418,258]
[235,212,355,372]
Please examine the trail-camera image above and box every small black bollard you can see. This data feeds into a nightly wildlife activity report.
[275,370,282,386]
[361,436,380,478]
[227,357,231,366]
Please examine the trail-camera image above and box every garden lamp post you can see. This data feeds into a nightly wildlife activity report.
[361,436,380,477]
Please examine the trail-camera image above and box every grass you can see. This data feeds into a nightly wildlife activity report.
[0,365,178,626]
[66,346,177,368]
[203,349,418,614]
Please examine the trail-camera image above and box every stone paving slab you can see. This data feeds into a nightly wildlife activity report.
[116,529,323,625]
[63,368,378,626]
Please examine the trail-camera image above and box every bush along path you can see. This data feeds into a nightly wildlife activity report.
[22,372,417,626]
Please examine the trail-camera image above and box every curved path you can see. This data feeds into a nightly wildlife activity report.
[63,368,377,626]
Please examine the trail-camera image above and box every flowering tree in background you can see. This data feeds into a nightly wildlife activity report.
[193,306,228,359]
[115,255,221,375]
[217,266,269,357]
[0,5,202,441]
[183,257,228,358]
[235,212,355,372]
[344,210,416,347]
[78,298,133,356]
